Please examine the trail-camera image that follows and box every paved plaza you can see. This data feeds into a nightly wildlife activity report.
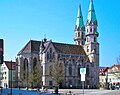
[48,89,120,95]
[1,88,120,95]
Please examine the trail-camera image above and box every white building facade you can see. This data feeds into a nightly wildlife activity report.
[0,61,16,88]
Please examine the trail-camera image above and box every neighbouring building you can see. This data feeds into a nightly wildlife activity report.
[1,61,16,88]
[99,67,109,88]
[108,64,120,85]
[16,0,99,88]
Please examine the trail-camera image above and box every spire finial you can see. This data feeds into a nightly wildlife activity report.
[75,4,84,30]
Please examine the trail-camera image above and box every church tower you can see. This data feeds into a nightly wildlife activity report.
[84,0,99,87]
[74,5,85,46]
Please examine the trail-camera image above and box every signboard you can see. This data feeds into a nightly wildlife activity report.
[80,68,86,81]
[80,68,86,75]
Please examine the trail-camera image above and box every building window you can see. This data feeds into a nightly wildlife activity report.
[82,41,84,45]
[33,58,37,71]
[87,46,89,52]
[78,32,80,37]
[47,52,49,60]
[87,37,89,42]
[53,52,55,59]
[24,58,28,70]
[81,32,84,39]
[94,37,96,42]
[69,64,72,76]
[78,64,81,76]
[24,58,28,79]
[86,65,89,76]
[75,33,77,37]
[69,80,72,87]
[50,48,52,53]
[72,59,75,64]
[49,65,53,76]
[87,29,88,32]
[90,28,92,32]
[94,28,96,32]
[49,81,53,86]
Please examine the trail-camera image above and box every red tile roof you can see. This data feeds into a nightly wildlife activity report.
[99,67,109,76]
[108,64,120,70]
[4,61,16,70]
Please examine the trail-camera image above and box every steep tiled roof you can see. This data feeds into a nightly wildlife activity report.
[52,42,86,55]
[17,40,41,55]
[4,61,16,70]
[18,40,86,56]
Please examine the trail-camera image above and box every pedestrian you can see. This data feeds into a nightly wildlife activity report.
[6,84,7,89]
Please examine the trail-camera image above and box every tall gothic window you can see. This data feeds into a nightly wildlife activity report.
[94,37,96,42]
[78,32,80,37]
[94,27,96,32]
[69,64,72,76]
[81,32,84,39]
[87,46,89,52]
[90,28,92,32]
[86,65,89,76]
[87,28,88,32]
[33,57,37,71]
[23,58,28,79]
[50,48,52,59]
[78,64,81,76]
[47,52,49,60]
[49,65,53,76]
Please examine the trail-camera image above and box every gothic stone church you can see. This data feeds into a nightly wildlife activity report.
[16,0,99,88]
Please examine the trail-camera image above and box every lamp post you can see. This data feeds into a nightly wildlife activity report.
[10,60,12,95]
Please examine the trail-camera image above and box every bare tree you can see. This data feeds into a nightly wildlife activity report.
[29,63,42,88]
[49,59,64,86]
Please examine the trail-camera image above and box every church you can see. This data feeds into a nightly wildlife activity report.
[16,0,99,88]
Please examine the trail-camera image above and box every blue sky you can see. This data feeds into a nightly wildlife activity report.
[0,0,120,67]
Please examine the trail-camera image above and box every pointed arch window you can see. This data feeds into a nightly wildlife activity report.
[33,57,37,71]
[78,64,81,76]
[49,65,53,76]
[50,48,52,53]
[87,46,89,52]
[78,32,80,37]
[23,58,28,79]
[81,32,84,39]
[90,28,92,32]
[69,64,72,76]
[50,48,52,59]
[87,28,88,33]
[94,37,96,42]
[86,65,90,76]
[47,52,49,60]
[82,41,84,45]
[94,28,96,32]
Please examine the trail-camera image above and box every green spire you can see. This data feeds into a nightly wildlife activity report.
[75,5,84,30]
[87,0,97,23]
